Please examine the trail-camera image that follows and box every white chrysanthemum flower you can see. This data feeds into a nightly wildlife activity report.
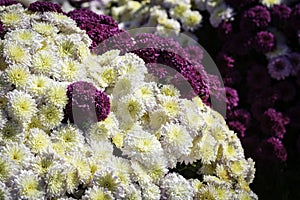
[141,182,161,200]
[83,186,114,200]
[0,5,29,30]
[93,168,124,198]
[97,50,120,66]
[52,124,85,150]
[0,121,22,143]
[99,66,118,88]
[44,82,68,108]
[6,29,43,50]
[46,165,67,197]
[66,153,91,184]
[4,65,30,88]
[88,139,114,162]
[160,172,194,200]
[7,90,37,123]
[60,59,82,82]
[160,84,181,97]
[88,113,119,140]
[181,10,202,31]
[31,50,59,77]
[1,142,32,167]
[261,0,282,7]
[170,3,191,19]
[234,189,258,200]
[197,133,219,164]
[130,161,152,185]
[209,3,234,28]
[109,157,132,185]
[148,6,168,26]
[56,35,80,59]
[122,126,164,165]
[112,77,137,100]
[113,53,147,81]
[31,151,61,176]
[32,21,59,36]
[160,123,193,158]
[156,17,181,36]
[134,83,157,109]
[25,74,51,97]
[118,94,145,122]
[42,12,79,33]
[3,42,31,65]
[65,165,80,194]
[0,156,14,182]
[14,170,44,200]
[25,128,51,154]
[149,109,169,130]
[158,95,182,118]
[39,104,64,130]
[124,183,142,200]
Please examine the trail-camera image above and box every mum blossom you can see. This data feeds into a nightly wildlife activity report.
[267,55,292,80]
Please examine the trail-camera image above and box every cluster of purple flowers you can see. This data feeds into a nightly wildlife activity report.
[211,2,300,166]
[64,81,110,129]
[28,1,64,13]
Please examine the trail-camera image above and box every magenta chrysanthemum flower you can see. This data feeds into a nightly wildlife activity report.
[67,8,123,52]
[257,137,287,163]
[225,87,239,110]
[247,63,271,90]
[271,4,291,26]
[28,1,64,13]
[267,56,292,80]
[0,0,17,6]
[288,52,300,75]
[240,6,271,31]
[253,31,275,53]
[274,81,296,102]
[64,81,110,128]
[260,108,289,139]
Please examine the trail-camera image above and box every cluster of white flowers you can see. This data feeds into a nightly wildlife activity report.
[0,3,257,199]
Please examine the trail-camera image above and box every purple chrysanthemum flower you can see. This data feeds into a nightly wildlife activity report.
[225,87,239,110]
[68,8,122,52]
[274,81,296,102]
[228,120,246,138]
[257,137,287,163]
[64,81,110,128]
[288,52,300,76]
[271,4,291,26]
[184,45,204,65]
[240,6,271,31]
[260,108,289,139]
[217,20,233,41]
[267,56,292,80]
[28,1,64,13]
[247,63,271,90]
[0,0,17,6]
[253,31,275,53]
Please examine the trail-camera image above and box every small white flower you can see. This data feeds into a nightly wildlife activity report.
[7,90,37,123]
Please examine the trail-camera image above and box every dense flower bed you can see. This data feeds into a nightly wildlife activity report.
[0,1,257,199]
[41,0,300,198]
